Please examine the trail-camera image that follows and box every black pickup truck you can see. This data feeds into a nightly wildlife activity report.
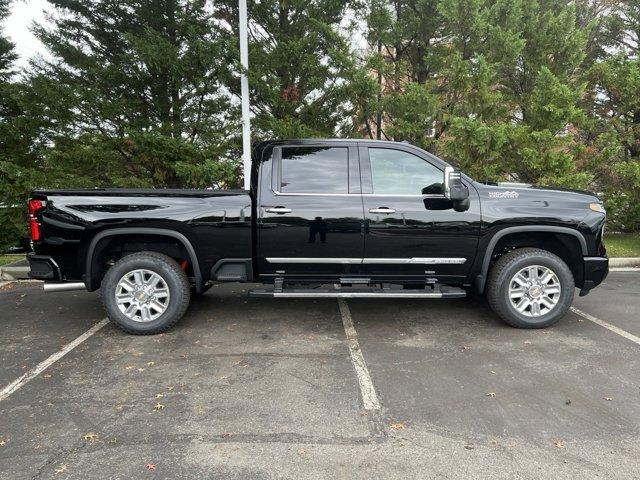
[27,139,608,334]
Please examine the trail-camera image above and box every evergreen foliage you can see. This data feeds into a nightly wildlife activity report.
[0,0,640,249]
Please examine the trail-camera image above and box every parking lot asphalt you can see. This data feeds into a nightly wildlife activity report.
[0,273,639,479]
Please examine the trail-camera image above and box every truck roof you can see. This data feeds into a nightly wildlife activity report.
[252,138,447,167]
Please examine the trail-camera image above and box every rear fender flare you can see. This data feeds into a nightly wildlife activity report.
[85,228,203,292]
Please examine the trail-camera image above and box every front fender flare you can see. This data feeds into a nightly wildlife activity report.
[474,226,588,293]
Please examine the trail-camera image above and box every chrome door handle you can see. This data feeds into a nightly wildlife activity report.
[265,206,292,214]
[369,207,396,214]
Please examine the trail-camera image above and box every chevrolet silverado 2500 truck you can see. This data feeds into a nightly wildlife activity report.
[27,139,609,334]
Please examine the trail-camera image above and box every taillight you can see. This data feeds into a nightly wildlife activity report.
[28,199,44,242]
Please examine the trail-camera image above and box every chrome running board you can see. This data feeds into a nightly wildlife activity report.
[249,284,466,299]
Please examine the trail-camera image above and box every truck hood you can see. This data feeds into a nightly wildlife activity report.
[477,182,601,203]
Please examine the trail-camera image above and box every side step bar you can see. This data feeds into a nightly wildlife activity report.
[43,282,87,293]
[249,284,466,299]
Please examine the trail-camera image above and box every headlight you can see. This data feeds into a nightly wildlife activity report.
[589,203,606,214]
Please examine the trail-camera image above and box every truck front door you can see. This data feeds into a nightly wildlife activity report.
[359,144,481,281]
[257,142,365,280]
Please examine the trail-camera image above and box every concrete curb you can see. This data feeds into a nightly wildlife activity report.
[609,257,640,267]
[0,265,30,281]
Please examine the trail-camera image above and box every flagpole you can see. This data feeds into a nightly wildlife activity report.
[239,0,251,190]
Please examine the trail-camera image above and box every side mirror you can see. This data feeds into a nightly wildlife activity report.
[444,166,470,212]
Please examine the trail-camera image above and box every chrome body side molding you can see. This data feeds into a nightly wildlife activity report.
[362,258,467,265]
[266,257,467,265]
[266,257,362,264]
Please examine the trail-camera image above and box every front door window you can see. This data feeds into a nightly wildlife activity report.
[369,148,444,196]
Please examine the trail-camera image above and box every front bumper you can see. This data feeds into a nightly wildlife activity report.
[580,256,609,296]
[27,254,61,280]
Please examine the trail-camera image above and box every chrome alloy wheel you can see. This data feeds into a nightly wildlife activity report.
[115,269,170,322]
[508,265,561,318]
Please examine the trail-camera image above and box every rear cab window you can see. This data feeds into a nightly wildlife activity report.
[277,146,349,194]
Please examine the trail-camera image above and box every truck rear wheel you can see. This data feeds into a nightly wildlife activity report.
[486,248,574,329]
[101,252,190,334]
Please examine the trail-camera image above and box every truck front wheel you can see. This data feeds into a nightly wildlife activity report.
[101,252,191,334]
[486,248,575,328]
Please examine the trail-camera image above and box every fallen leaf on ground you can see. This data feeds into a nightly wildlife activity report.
[554,440,565,449]
[54,464,67,475]
[486,392,496,398]
[82,433,98,441]
[153,403,164,411]
[389,423,405,431]
[145,463,156,471]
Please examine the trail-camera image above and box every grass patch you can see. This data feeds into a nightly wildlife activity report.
[604,233,640,257]
[0,254,25,266]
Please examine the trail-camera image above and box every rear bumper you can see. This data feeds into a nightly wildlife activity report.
[27,254,61,280]
[580,256,609,296]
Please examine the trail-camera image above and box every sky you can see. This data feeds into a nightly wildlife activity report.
[3,0,50,68]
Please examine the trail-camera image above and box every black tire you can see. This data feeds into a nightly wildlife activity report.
[101,251,191,334]
[486,248,574,329]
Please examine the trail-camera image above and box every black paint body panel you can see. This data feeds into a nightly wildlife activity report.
[30,189,253,284]
[30,139,608,294]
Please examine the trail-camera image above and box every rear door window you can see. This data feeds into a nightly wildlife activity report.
[279,146,349,194]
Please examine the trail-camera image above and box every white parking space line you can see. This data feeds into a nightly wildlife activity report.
[570,307,640,346]
[337,299,381,410]
[0,318,109,403]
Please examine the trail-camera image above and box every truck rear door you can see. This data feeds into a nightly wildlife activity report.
[257,141,364,279]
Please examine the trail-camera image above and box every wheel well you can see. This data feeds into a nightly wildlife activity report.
[488,232,584,287]
[87,234,196,291]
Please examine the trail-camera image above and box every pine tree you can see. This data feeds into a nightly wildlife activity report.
[0,0,16,80]
[0,0,46,249]
[214,0,366,139]
[361,0,592,188]
[588,1,640,230]
[29,0,237,189]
